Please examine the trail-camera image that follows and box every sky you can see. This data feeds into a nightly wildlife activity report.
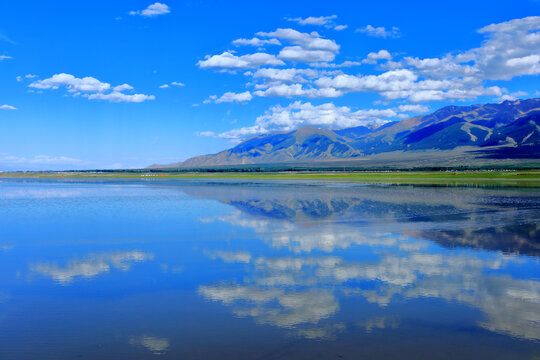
[1,0,539,171]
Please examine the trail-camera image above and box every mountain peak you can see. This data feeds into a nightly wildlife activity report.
[149,98,540,169]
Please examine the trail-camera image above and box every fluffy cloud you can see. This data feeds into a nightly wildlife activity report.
[278,46,336,63]
[160,81,184,88]
[253,83,343,98]
[207,91,253,104]
[357,25,401,38]
[402,16,540,81]
[495,91,528,102]
[130,2,170,17]
[197,51,285,70]
[197,16,540,111]
[233,37,281,47]
[30,73,111,93]
[363,50,392,64]
[257,28,339,52]
[0,55,12,61]
[251,68,319,83]
[202,101,398,140]
[286,15,337,26]
[286,15,347,32]
[85,92,155,103]
[315,69,503,103]
[29,73,154,103]
[0,104,17,110]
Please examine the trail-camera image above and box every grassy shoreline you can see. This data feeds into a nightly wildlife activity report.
[2,170,540,186]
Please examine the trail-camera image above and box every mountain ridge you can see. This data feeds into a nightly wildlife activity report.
[149,98,540,169]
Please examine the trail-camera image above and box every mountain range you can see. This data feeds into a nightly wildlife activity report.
[149,98,540,169]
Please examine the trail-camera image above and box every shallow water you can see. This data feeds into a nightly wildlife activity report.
[0,179,539,359]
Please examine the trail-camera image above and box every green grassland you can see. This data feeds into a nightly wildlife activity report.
[2,170,540,187]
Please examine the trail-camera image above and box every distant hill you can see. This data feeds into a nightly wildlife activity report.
[149,98,540,169]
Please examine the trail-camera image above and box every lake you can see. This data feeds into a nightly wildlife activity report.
[0,179,539,359]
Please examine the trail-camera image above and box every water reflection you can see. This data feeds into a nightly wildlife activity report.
[129,336,170,355]
[1,180,539,359]
[32,251,154,284]
[191,182,540,341]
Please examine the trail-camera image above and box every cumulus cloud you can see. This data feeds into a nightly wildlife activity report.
[207,91,253,104]
[197,16,540,110]
[278,46,336,63]
[257,28,339,52]
[30,73,111,92]
[286,15,347,32]
[363,50,392,64]
[197,51,285,71]
[357,25,401,39]
[495,91,528,102]
[130,2,170,17]
[334,25,348,31]
[29,73,154,103]
[85,92,155,103]
[286,15,337,26]
[315,69,503,103]
[201,101,397,140]
[160,81,184,88]
[0,104,17,110]
[233,37,281,47]
[0,55,12,61]
[251,68,319,83]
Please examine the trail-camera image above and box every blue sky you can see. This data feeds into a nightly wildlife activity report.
[1,0,539,170]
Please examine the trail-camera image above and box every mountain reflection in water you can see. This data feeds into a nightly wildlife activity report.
[0,179,538,359]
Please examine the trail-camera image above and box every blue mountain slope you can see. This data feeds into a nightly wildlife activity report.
[148,98,540,168]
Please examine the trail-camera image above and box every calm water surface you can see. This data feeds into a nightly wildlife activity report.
[0,179,539,359]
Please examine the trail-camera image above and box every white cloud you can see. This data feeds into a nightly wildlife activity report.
[251,68,318,83]
[495,91,528,102]
[278,46,336,63]
[233,37,281,47]
[130,2,170,17]
[334,25,348,31]
[201,101,395,140]
[160,81,184,88]
[207,250,252,263]
[396,104,430,113]
[16,74,37,82]
[357,25,401,39]
[363,50,392,64]
[257,28,340,52]
[29,73,154,103]
[85,92,155,103]
[286,15,337,26]
[30,73,111,92]
[253,83,343,98]
[315,69,503,103]
[0,55,12,61]
[197,51,285,71]
[210,91,253,104]
[0,154,80,165]
[0,104,17,110]
[113,83,133,92]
